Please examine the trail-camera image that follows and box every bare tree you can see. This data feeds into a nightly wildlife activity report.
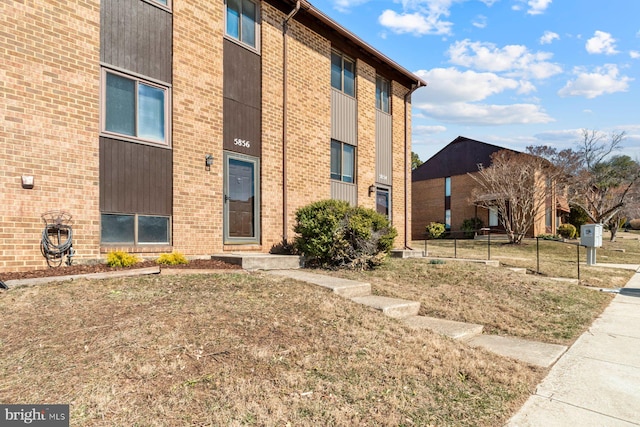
[567,130,640,240]
[470,150,561,244]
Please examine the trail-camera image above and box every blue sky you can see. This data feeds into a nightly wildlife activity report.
[309,0,640,162]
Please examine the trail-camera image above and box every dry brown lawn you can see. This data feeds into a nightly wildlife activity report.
[1,271,544,426]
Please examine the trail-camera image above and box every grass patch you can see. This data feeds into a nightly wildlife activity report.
[325,258,617,345]
[0,271,543,426]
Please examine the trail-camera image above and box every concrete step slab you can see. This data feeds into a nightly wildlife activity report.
[212,254,302,270]
[402,316,484,340]
[351,295,420,318]
[4,266,161,289]
[390,249,425,259]
[266,270,371,298]
[506,267,527,274]
[467,334,567,368]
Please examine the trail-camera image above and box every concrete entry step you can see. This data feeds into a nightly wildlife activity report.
[402,316,484,340]
[266,270,371,298]
[390,249,425,259]
[351,295,420,319]
[212,254,302,270]
[506,267,528,274]
[467,334,567,368]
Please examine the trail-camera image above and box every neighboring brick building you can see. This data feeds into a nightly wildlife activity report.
[0,0,425,272]
[411,136,567,240]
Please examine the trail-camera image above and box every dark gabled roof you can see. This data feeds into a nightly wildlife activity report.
[412,136,518,182]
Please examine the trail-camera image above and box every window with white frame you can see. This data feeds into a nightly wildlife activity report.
[489,207,499,227]
[331,139,355,183]
[103,69,169,146]
[445,176,451,197]
[225,0,259,49]
[331,51,355,97]
[376,75,390,113]
[101,213,170,245]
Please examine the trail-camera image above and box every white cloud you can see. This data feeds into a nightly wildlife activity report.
[539,31,559,45]
[527,0,552,15]
[331,0,371,13]
[630,51,640,59]
[414,68,520,103]
[472,15,487,29]
[447,39,562,79]
[586,31,619,55]
[412,68,553,125]
[414,125,448,135]
[379,9,453,36]
[416,102,553,125]
[558,64,632,99]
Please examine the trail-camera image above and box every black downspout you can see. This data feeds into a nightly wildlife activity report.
[282,1,301,244]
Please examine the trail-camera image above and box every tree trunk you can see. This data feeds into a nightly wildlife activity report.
[610,223,618,242]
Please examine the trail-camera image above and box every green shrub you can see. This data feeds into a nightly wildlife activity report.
[157,252,189,265]
[536,233,561,241]
[568,206,590,229]
[425,222,446,239]
[629,219,640,230]
[557,223,577,239]
[106,251,140,267]
[461,217,483,238]
[429,259,446,265]
[293,199,397,270]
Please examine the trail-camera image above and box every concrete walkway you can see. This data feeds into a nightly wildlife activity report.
[267,269,567,368]
[506,267,640,426]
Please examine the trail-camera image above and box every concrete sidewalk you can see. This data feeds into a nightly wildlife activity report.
[506,269,640,426]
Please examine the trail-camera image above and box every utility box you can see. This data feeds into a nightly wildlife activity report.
[580,224,603,247]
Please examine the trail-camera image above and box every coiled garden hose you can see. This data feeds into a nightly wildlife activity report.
[40,224,75,267]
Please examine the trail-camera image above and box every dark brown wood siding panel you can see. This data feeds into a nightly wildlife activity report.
[100,0,172,83]
[223,39,261,108]
[100,137,172,216]
[223,98,261,157]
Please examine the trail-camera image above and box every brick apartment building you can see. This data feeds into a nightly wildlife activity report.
[0,0,426,272]
[412,137,567,240]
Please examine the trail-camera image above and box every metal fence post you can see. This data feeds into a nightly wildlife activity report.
[487,229,491,260]
[577,244,581,281]
[454,238,457,258]
[536,237,540,274]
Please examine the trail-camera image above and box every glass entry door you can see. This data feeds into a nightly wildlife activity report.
[224,153,260,244]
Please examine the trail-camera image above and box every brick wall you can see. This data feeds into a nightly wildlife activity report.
[0,0,101,272]
[392,81,411,247]
[171,0,225,257]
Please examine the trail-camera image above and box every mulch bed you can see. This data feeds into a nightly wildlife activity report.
[1,259,240,282]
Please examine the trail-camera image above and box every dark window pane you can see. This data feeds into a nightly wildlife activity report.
[226,0,241,40]
[105,73,135,136]
[138,216,169,244]
[138,83,165,142]
[331,52,342,90]
[101,214,134,244]
[343,144,355,183]
[330,140,342,180]
[241,0,256,47]
[376,190,389,217]
[343,58,355,96]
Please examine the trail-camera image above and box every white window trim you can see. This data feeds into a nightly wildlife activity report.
[331,139,357,184]
[141,0,172,12]
[376,75,391,114]
[224,0,261,54]
[100,66,171,148]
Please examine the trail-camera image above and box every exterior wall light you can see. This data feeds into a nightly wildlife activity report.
[368,184,376,197]
[205,154,214,171]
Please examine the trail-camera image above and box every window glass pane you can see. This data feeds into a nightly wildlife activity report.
[445,177,451,197]
[330,140,341,180]
[489,207,499,227]
[105,73,135,136]
[331,53,342,91]
[445,209,451,230]
[381,79,390,113]
[154,0,167,5]
[138,216,169,244]
[138,83,165,142]
[376,190,389,217]
[343,58,355,96]
[241,0,256,47]
[101,214,134,244]
[226,0,241,40]
[342,144,355,183]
